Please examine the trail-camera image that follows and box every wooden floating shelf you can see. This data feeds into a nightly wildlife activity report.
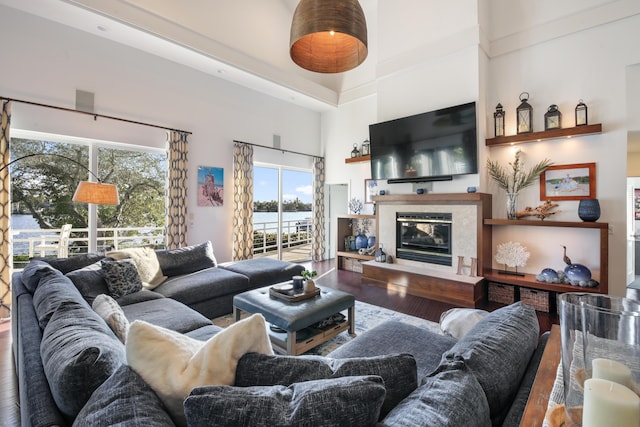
[345,155,370,164]
[485,123,602,146]
[484,219,608,229]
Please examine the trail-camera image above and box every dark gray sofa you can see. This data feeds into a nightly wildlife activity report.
[12,249,548,427]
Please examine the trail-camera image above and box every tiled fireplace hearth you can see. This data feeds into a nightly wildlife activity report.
[364,193,492,307]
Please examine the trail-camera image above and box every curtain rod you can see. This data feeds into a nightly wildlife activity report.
[233,140,322,159]
[1,96,192,135]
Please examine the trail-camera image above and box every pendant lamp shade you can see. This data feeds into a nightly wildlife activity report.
[72,181,119,205]
[290,0,368,73]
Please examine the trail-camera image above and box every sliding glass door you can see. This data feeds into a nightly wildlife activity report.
[253,164,312,261]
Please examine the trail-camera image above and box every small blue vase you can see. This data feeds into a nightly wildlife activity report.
[578,198,600,222]
[355,233,368,250]
[367,236,376,248]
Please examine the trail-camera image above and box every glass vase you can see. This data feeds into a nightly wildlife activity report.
[506,192,518,220]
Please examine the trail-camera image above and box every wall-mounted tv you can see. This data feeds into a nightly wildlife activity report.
[369,101,478,183]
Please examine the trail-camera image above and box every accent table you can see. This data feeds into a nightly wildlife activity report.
[233,285,355,355]
[520,324,561,426]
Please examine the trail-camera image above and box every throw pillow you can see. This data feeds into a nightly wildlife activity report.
[106,247,167,289]
[440,302,539,426]
[235,352,417,418]
[40,301,126,420]
[155,241,217,277]
[379,362,491,427]
[32,252,105,274]
[184,375,386,427]
[92,294,130,343]
[73,364,175,427]
[101,258,143,299]
[126,313,273,426]
[439,307,489,339]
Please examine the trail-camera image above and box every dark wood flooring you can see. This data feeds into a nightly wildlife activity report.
[0,258,558,426]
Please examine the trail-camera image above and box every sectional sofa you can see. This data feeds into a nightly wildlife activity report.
[11,241,549,426]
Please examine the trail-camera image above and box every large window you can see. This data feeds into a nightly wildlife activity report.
[10,132,166,265]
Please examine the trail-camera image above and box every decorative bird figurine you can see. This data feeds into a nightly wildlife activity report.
[562,245,572,265]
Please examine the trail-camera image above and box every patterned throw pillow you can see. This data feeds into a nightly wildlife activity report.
[101,259,143,299]
[92,294,130,343]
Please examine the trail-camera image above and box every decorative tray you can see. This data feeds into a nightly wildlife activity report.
[269,284,320,302]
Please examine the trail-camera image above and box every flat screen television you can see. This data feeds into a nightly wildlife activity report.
[369,101,478,183]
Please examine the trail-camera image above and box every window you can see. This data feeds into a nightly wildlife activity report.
[10,132,166,265]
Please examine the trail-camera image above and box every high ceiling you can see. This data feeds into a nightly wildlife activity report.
[0,0,380,111]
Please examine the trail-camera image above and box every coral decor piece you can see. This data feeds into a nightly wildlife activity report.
[349,198,363,214]
[495,241,530,276]
[516,200,560,220]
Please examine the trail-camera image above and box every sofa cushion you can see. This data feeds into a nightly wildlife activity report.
[126,313,273,425]
[32,265,89,330]
[107,247,167,289]
[185,375,386,427]
[116,288,166,306]
[219,258,305,288]
[73,364,175,427]
[155,241,217,277]
[66,260,109,305]
[235,352,417,418]
[440,302,539,426]
[121,298,212,334]
[101,258,143,299]
[92,294,130,343]
[327,320,457,378]
[40,301,126,420]
[153,267,248,305]
[379,362,491,427]
[21,260,62,293]
[32,252,105,274]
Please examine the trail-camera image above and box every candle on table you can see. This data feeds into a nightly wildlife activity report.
[592,358,632,388]
[582,378,640,427]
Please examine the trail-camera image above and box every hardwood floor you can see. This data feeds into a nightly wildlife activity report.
[0,258,558,426]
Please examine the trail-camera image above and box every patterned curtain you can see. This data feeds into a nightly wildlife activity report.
[232,142,253,260]
[166,131,189,249]
[0,100,11,319]
[312,156,326,261]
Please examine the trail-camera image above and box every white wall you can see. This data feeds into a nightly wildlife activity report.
[0,5,321,262]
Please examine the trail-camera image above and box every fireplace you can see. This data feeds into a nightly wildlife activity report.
[396,212,452,266]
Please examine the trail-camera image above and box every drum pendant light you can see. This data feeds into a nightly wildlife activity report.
[290,0,368,73]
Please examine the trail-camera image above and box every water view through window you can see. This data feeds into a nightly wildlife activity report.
[253,166,313,261]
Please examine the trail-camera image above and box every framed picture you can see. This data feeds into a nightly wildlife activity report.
[365,179,381,204]
[197,166,224,206]
[539,163,596,201]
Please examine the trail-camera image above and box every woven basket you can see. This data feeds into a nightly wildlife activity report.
[520,288,550,312]
[488,283,515,305]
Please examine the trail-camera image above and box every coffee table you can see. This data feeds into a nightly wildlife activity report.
[233,285,355,355]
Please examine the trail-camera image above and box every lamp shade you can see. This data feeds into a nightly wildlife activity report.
[72,181,119,205]
[290,0,367,73]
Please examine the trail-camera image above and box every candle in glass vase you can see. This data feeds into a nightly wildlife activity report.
[592,358,632,388]
[582,378,640,427]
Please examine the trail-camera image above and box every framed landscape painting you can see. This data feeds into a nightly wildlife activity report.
[197,166,224,206]
[539,163,596,201]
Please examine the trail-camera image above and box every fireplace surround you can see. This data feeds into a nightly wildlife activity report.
[396,212,452,266]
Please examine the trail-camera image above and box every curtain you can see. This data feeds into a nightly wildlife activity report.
[166,131,189,249]
[232,142,254,260]
[0,100,11,319]
[312,156,326,261]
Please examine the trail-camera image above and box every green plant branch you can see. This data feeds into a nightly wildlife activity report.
[487,150,552,193]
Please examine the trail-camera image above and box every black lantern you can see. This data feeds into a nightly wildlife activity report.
[544,104,562,130]
[494,103,505,137]
[516,92,533,134]
[350,143,360,158]
[575,99,588,126]
[361,139,370,156]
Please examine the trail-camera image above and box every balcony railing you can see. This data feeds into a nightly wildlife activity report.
[253,218,312,258]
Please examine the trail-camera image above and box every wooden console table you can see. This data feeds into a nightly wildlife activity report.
[520,324,561,426]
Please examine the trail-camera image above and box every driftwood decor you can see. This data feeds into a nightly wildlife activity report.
[516,200,560,220]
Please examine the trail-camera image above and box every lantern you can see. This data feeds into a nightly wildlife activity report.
[494,103,505,137]
[516,92,533,134]
[361,139,370,156]
[575,99,588,126]
[351,143,360,158]
[544,104,562,130]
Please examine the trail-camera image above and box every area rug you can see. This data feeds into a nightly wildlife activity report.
[212,300,442,356]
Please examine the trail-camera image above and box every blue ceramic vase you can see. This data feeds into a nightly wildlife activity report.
[355,233,368,250]
[367,236,376,248]
[578,198,600,222]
